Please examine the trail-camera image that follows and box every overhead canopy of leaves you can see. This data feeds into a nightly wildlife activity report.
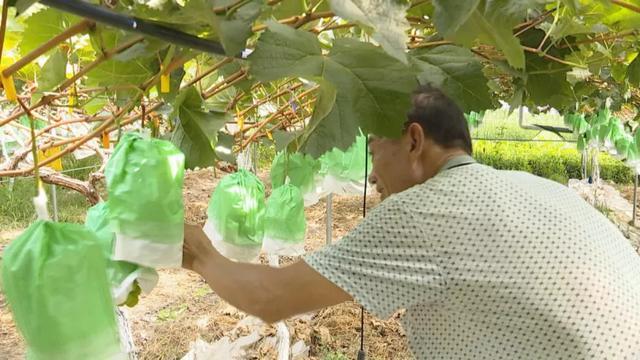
[250,22,417,156]
[328,0,411,64]
[3,0,640,170]
[432,0,528,69]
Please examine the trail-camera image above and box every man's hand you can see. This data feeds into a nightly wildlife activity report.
[182,223,216,272]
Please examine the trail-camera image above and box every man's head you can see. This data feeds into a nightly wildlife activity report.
[368,85,472,200]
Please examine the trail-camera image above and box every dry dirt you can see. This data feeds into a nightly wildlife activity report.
[0,168,412,360]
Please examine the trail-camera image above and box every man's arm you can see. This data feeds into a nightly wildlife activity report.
[183,224,352,323]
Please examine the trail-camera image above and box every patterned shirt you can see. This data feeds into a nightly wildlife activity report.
[304,155,640,359]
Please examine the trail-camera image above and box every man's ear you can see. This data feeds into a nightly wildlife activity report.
[406,122,425,155]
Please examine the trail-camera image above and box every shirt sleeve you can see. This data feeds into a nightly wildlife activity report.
[303,195,446,319]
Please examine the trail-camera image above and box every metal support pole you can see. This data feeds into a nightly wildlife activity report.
[326,194,333,245]
[633,174,638,226]
[51,184,59,221]
[252,143,258,174]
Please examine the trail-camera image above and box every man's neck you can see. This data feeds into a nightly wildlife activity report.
[421,148,470,182]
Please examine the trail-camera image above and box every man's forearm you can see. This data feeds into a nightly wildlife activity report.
[194,249,286,323]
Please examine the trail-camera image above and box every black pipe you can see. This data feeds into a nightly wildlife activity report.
[39,0,229,56]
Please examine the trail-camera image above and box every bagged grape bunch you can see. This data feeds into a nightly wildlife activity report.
[318,132,371,195]
[204,169,265,262]
[105,132,185,268]
[262,184,307,256]
[270,151,321,206]
[1,221,124,360]
[85,202,159,307]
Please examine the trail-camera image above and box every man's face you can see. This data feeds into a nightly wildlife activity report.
[368,135,418,200]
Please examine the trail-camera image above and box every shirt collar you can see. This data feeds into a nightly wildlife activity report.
[438,154,476,174]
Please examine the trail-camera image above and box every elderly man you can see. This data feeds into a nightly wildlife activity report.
[183,85,640,359]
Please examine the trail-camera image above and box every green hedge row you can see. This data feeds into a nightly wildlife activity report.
[473,141,635,185]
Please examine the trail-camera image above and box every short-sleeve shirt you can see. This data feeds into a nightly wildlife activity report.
[303,155,640,359]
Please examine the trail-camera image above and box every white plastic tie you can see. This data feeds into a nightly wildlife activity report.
[33,186,50,221]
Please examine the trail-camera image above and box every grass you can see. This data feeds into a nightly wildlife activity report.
[471,107,578,141]
[0,155,99,230]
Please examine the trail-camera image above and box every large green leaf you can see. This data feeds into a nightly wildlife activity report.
[431,0,480,36]
[20,8,80,54]
[411,45,491,112]
[85,59,154,105]
[328,0,411,64]
[432,0,528,69]
[264,0,329,19]
[37,49,67,93]
[214,0,263,57]
[520,29,574,110]
[171,87,230,169]
[86,59,155,88]
[250,22,418,156]
[249,20,324,81]
[628,54,640,87]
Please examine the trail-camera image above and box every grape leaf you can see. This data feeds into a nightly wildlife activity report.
[273,129,303,152]
[214,0,263,57]
[431,0,479,36]
[328,0,411,64]
[37,49,67,93]
[214,131,237,164]
[250,22,418,155]
[83,97,108,115]
[171,87,230,169]
[432,0,527,69]
[521,30,573,110]
[249,21,324,81]
[411,45,492,112]
[86,59,155,105]
[19,8,79,54]
[265,0,329,19]
[86,59,155,88]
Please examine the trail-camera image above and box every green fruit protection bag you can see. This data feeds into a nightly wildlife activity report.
[105,132,185,268]
[204,169,265,262]
[85,202,158,306]
[262,184,307,256]
[1,221,124,360]
[270,151,320,194]
[318,133,371,195]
